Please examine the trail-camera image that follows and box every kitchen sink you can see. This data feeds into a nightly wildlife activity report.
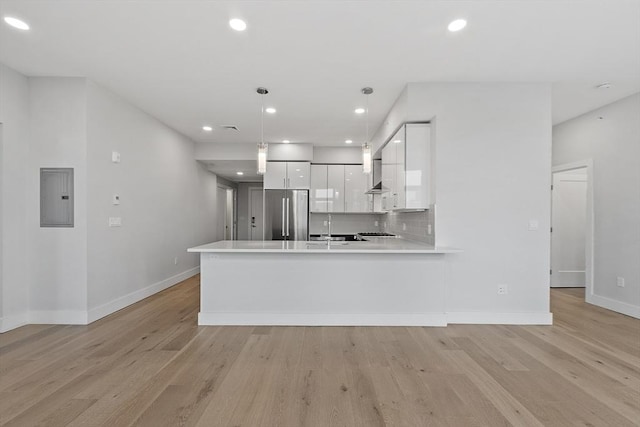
[309,234,366,242]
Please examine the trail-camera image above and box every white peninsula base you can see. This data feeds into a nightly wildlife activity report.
[189,241,458,327]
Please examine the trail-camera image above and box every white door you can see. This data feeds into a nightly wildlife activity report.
[216,187,227,241]
[551,169,587,287]
[249,188,264,240]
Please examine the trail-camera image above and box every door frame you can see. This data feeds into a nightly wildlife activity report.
[551,160,594,303]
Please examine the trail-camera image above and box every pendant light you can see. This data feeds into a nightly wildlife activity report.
[256,87,269,175]
[361,87,373,174]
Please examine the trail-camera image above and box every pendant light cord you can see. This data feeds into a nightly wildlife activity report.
[365,92,369,145]
[260,93,264,145]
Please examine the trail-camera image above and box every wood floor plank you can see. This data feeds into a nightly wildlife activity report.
[0,281,638,426]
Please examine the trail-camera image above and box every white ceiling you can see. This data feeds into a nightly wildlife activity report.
[1,0,639,148]
[201,159,263,183]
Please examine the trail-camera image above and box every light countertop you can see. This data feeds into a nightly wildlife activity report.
[188,238,460,254]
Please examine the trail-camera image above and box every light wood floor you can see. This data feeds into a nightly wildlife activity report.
[1,278,639,426]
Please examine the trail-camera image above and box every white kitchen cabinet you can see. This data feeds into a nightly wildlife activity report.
[381,139,396,211]
[344,164,368,212]
[380,123,430,210]
[310,164,371,213]
[310,164,328,212]
[264,161,310,190]
[327,164,345,213]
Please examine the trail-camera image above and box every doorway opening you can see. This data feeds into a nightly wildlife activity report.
[217,187,236,241]
[551,161,593,303]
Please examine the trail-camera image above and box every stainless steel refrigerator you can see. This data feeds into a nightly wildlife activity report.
[264,190,309,241]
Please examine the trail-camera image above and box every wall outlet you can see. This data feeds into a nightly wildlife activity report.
[402,223,407,231]
[374,220,379,227]
[383,221,387,229]
[427,224,432,235]
[616,277,625,287]
[111,151,121,163]
[174,257,178,265]
[112,194,120,205]
[108,217,122,227]
[528,220,539,231]
[323,220,328,226]
[497,284,508,295]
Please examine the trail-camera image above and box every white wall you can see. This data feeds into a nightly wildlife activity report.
[553,93,640,318]
[373,83,553,322]
[312,146,362,164]
[86,81,218,319]
[28,77,89,322]
[0,63,30,331]
[0,67,219,331]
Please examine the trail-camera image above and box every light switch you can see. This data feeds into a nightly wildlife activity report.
[108,217,122,227]
[528,220,539,231]
[112,151,121,163]
[112,194,120,205]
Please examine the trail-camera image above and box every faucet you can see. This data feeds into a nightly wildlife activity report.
[327,214,332,240]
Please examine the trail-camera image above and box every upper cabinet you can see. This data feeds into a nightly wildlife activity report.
[344,164,369,212]
[381,123,431,210]
[310,164,372,213]
[264,161,311,189]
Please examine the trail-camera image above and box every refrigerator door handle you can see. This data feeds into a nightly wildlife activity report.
[286,197,290,236]
[281,198,285,237]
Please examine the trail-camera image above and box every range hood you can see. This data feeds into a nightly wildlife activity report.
[365,159,385,194]
[365,181,386,194]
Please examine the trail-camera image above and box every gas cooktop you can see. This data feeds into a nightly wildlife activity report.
[357,232,397,237]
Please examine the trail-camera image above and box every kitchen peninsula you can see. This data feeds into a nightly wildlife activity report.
[188,239,460,327]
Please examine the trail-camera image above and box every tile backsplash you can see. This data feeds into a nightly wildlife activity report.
[310,207,435,245]
[310,213,382,235]
[382,206,435,244]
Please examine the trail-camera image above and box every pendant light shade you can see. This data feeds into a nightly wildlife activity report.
[361,87,373,174]
[256,87,269,175]
[257,143,268,175]
[362,144,372,174]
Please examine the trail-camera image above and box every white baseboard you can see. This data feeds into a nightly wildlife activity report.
[199,312,448,327]
[0,267,199,333]
[0,312,30,333]
[447,312,553,325]
[87,266,199,323]
[587,294,640,319]
[29,310,88,325]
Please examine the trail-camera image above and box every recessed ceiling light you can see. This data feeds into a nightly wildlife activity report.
[345,139,353,144]
[295,169,301,172]
[596,82,612,89]
[236,171,244,175]
[448,19,467,32]
[202,125,213,131]
[393,139,402,144]
[229,18,247,32]
[282,139,290,143]
[265,107,276,114]
[597,116,605,120]
[4,16,30,30]
[354,108,365,114]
